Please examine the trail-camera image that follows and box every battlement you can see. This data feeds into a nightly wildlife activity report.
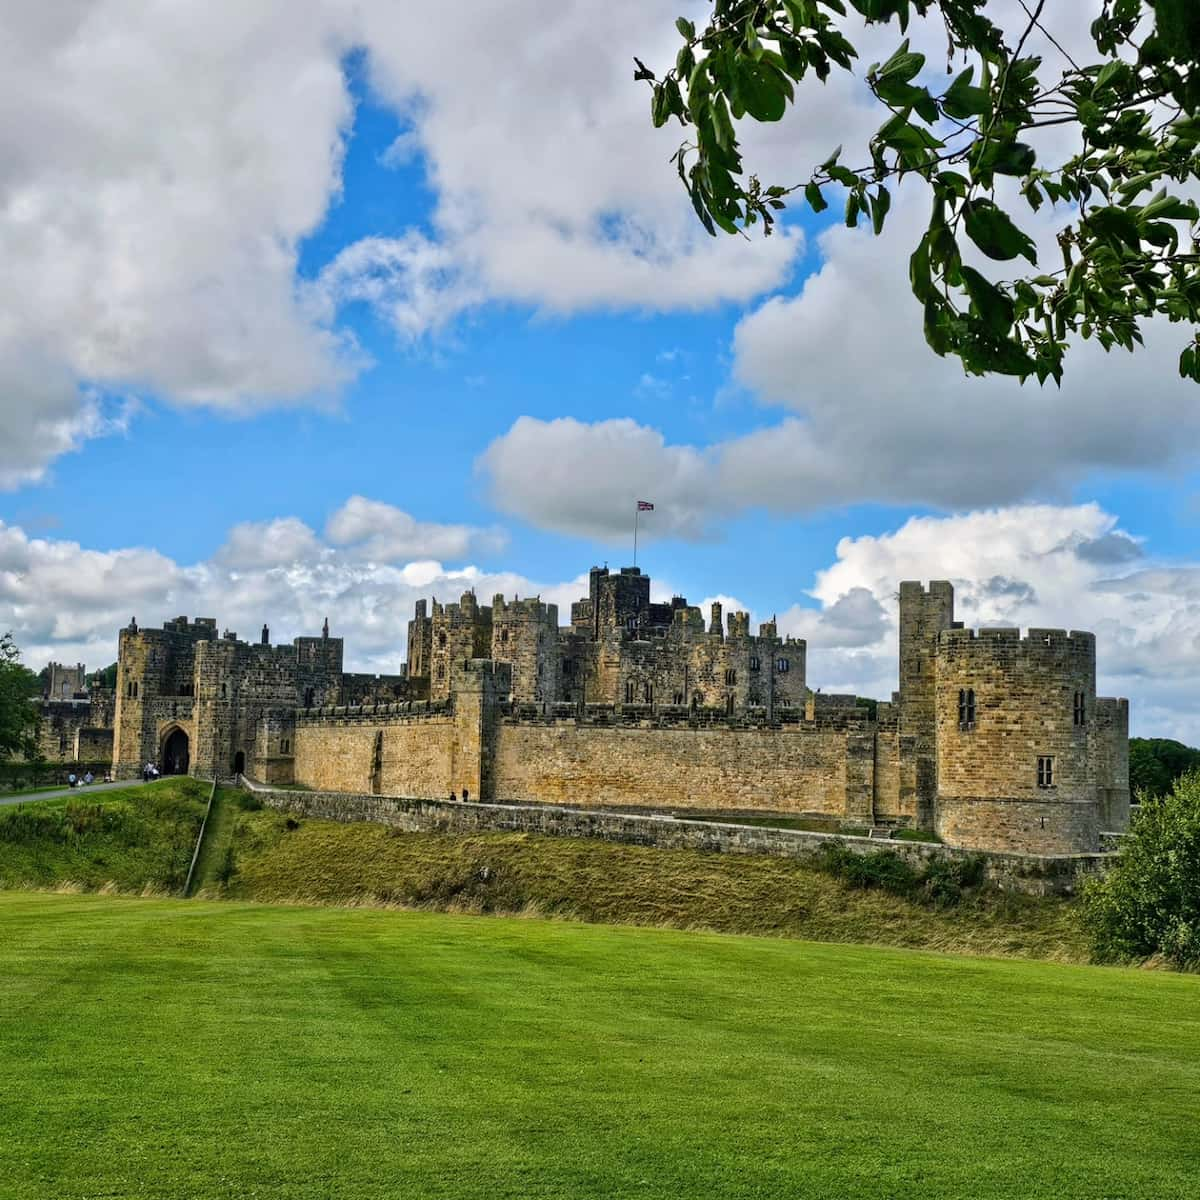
[492,595,559,624]
[938,626,1097,658]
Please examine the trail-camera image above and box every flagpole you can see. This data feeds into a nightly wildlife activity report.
[633,502,639,567]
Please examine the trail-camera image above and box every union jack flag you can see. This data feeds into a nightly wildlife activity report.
[637,500,654,511]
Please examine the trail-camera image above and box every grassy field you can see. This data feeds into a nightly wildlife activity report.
[215,793,1088,961]
[0,778,207,892]
[0,892,1196,1199]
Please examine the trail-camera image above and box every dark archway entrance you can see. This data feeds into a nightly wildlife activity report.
[162,728,190,776]
[233,750,246,776]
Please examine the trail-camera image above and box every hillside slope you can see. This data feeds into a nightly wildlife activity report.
[217,793,1089,962]
[0,778,208,892]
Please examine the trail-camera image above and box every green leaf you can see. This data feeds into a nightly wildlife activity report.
[735,59,791,121]
[963,200,1038,264]
[805,181,828,213]
[845,190,860,228]
[960,266,1015,334]
[871,184,891,235]
[941,67,990,119]
[676,16,695,39]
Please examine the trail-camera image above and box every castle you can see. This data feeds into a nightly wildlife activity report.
[67,566,1129,856]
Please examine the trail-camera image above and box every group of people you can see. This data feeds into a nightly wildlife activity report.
[66,770,110,788]
[448,787,470,802]
[141,763,160,781]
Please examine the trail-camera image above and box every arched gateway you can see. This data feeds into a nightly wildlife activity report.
[161,727,190,776]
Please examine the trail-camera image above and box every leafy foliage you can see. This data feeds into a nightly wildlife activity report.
[1129,736,1200,798]
[88,662,118,691]
[0,633,39,762]
[643,1,1200,384]
[816,840,984,905]
[1084,769,1200,967]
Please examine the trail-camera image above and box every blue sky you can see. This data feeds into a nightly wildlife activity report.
[2,2,1199,739]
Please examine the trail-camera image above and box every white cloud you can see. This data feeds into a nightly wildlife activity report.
[0,0,831,486]
[324,496,507,562]
[776,504,1200,742]
[0,502,555,677]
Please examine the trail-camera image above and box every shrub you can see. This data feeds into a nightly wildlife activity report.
[1083,770,1200,968]
[236,792,263,812]
[816,842,984,907]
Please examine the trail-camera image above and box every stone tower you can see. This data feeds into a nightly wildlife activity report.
[897,580,956,828]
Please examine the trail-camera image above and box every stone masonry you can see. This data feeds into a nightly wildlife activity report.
[100,566,1130,856]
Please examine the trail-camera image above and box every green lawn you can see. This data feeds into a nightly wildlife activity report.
[0,893,1197,1199]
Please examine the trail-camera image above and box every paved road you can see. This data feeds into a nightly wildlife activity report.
[0,777,169,809]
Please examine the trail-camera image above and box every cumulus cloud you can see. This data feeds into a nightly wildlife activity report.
[0,0,832,486]
[0,501,568,677]
[324,496,507,562]
[775,504,1200,742]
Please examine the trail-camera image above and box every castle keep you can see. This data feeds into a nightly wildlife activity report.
[96,568,1128,856]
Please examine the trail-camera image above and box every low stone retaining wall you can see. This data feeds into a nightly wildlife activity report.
[242,781,1115,896]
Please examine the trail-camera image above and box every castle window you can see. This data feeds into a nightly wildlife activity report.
[626,616,637,632]
[436,664,445,681]
[749,656,760,671]
[958,688,976,731]
[501,629,509,644]
[777,657,789,673]
[643,682,653,704]
[1037,756,1055,788]
[304,687,315,708]
[438,632,447,648]
[281,739,290,754]
[625,680,635,704]
[724,669,737,686]
[220,682,227,699]
[562,659,574,677]
[1073,691,1086,727]
[673,692,684,706]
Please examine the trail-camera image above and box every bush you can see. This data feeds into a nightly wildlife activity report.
[1083,770,1200,968]
[816,841,984,907]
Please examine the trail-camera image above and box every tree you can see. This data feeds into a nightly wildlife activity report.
[0,633,39,762]
[641,1,1200,385]
[1129,736,1200,798]
[1084,769,1200,966]
[88,663,118,691]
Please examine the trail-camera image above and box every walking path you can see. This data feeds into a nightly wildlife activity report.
[0,777,169,809]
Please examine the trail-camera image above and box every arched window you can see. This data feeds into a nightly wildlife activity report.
[958,688,976,731]
[724,668,737,686]
[625,680,635,704]
[673,691,684,706]
[643,681,653,704]
[500,628,509,644]
[726,694,735,716]
[776,657,790,673]
[749,656,760,671]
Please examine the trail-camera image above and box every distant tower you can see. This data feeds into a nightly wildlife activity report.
[322,617,330,639]
[261,624,270,645]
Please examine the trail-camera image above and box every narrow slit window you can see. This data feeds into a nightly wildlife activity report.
[643,682,653,704]
[1037,756,1055,788]
[777,657,789,673]
[1073,691,1086,727]
[958,688,976,731]
[625,680,635,704]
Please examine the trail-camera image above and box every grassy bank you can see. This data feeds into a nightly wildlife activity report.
[216,792,1088,961]
[0,892,1196,1200]
[0,778,208,892]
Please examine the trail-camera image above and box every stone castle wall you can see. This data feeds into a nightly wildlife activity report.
[245,781,1115,897]
[491,717,863,815]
